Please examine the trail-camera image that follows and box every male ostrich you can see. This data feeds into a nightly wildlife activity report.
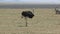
[21,11,34,27]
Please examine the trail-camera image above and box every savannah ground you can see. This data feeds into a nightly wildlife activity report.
[0,8,60,34]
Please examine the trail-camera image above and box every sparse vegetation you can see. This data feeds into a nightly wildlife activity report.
[0,8,60,34]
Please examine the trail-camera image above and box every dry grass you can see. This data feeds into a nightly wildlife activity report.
[0,8,60,34]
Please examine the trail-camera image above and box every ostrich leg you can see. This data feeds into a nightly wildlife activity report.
[25,17,28,27]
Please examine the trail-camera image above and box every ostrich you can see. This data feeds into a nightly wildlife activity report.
[55,8,60,14]
[21,11,34,27]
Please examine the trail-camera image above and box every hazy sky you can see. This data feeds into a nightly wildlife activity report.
[0,0,60,4]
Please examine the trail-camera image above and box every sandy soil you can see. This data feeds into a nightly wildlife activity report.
[0,8,60,34]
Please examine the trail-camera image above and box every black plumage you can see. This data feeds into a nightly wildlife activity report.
[22,11,34,18]
[21,11,34,27]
